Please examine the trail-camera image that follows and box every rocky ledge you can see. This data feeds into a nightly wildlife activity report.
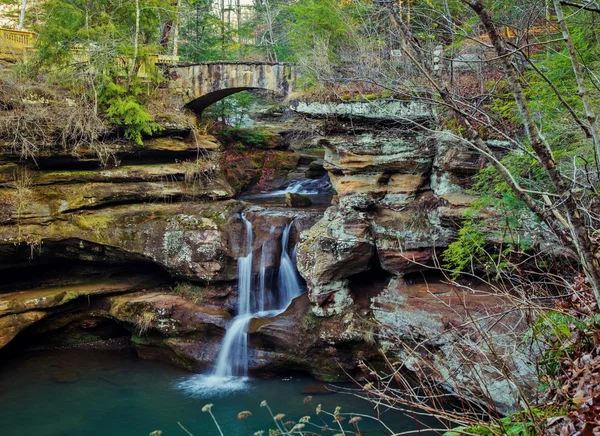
[0,99,529,413]
[296,123,486,316]
[291,104,529,412]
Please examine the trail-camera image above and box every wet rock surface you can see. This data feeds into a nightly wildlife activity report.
[285,192,312,208]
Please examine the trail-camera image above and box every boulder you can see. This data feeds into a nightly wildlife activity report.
[285,192,312,208]
[371,277,537,414]
[247,293,379,380]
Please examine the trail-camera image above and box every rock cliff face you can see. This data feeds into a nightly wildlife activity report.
[292,102,532,412]
[0,136,240,282]
[0,98,529,412]
[0,122,350,378]
[294,105,482,316]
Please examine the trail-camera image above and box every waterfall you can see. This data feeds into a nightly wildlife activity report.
[258,242,267,312]
[210,213,253,378]
[237,214,253,316]
[239,174,331,200]
[284,175,331,194]
[277,222,302,310]
[177,214,304,396]
[212,314,252,378]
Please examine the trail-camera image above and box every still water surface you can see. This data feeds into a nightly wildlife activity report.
[0,349,438,435]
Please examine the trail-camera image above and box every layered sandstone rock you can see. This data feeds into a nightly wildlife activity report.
[0,123,322,364]
[296,115,487,315]
[0,135,242,283]
[293,102,531,412]
[0,96,526,405]
[371,278,536,414]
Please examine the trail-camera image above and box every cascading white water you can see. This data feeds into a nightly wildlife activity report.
[237,214,253,316]
[177,215,304,397]
[211,213,253,378]
[284,175,331,195]
[178,214,255,395]
[276,222,302,310]
[239,175,331,199]
[212,314,252,377]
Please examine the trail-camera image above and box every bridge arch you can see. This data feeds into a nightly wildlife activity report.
[168,62,296,114]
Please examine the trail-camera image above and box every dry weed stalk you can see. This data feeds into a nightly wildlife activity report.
[7,167,34,221]
[0,76,114,165]
[135,311,156,335]
[344,254,591,434]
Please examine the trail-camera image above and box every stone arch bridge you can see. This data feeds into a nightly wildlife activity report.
[167,62,296,114]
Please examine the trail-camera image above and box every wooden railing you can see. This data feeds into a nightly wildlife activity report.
[0,28,179,75]
[0,28,36,61]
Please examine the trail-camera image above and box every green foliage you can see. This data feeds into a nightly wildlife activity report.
[527,311,600,379]
[203,91,257,127]
[445,407,566,436]
[442,189,540,277]
[453,11,600,276]
[283,0,376,86]
[35,0,165,66]
[286,0,354,59]
[97,76,161,144]
[218,127,276,150]
[445,147,555,278]
[27,0,167,144]
[103,96,161,144]
[173,282,204,295]
[96,75,162,144]
[442,216,488,278]
[473,152,548,199]
[178,0,240,62]
[526,24,600,141]
[234,142,247,153]
[489,80,520,126]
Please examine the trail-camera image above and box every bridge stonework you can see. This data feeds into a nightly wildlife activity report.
[167,62,296,113]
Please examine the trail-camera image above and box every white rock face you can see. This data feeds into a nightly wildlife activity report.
[291,100,433,121]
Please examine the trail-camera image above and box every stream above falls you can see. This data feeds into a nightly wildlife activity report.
[238,175,333,209]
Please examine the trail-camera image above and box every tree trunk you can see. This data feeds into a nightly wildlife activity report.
[18,0,27,30]
[553,0,600,165]
[160,20,173,50]
[128,0,140,89]
[172,0,181,57]
[264,0,277,62]
[462,0,600,307]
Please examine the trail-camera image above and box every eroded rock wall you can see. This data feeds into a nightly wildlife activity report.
[295,110,483,315]
[0,127,330,377]
[292,101,533,413]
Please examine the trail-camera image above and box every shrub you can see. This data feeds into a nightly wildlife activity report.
[217,127,278,150]
[98,76,162,145]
